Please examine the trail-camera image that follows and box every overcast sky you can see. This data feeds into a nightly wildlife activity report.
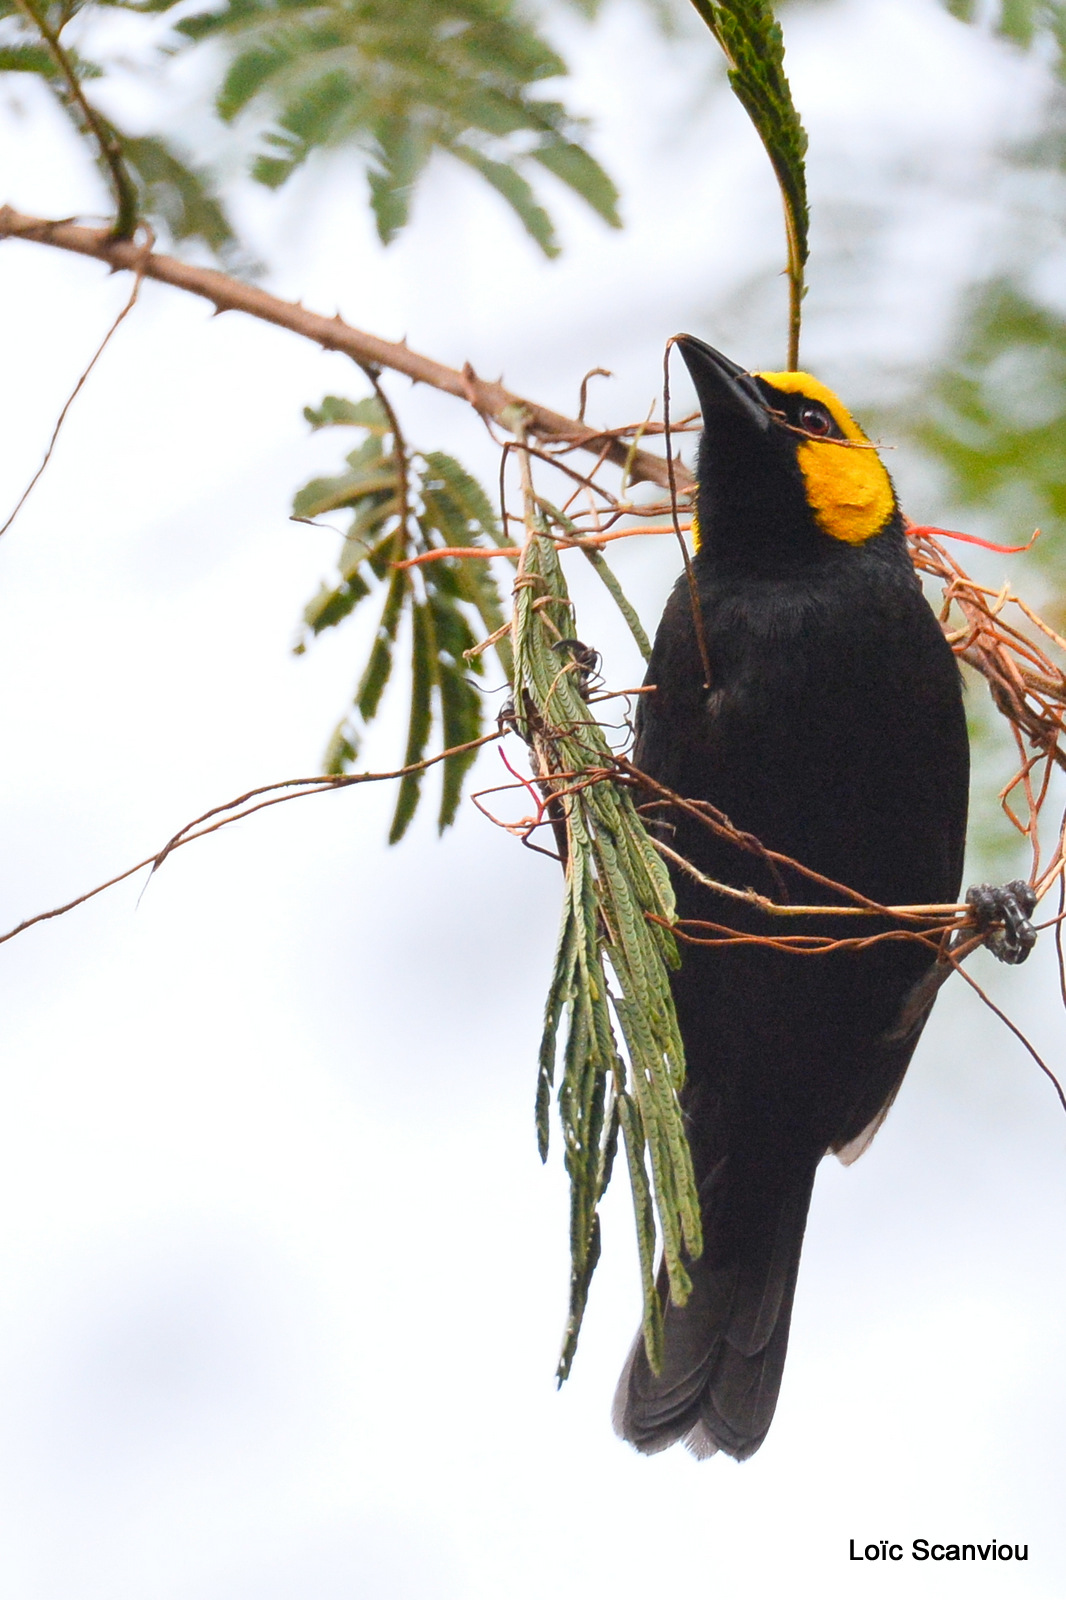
[1,0,1065,1595]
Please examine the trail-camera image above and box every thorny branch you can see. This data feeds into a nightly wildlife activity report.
[0,206,690,492]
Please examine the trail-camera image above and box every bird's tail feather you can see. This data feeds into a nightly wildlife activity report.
[613,1159,817,1461]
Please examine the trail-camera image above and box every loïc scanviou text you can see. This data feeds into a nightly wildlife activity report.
[849,1539,1028,1562]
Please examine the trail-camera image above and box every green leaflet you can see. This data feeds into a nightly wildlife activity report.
[302,572,371,634]
[688,0,808,363]
[356,564,408,722]
[292,391,516,837]
[513,484,700,1382]
[389,600,438,842]
[531,136,621,228]
[304,396,392,432]
[450,144,560,257]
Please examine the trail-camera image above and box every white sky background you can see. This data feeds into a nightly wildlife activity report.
[1,0,1065,1594]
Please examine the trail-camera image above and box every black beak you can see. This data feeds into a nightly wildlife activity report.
[674,336,771,434]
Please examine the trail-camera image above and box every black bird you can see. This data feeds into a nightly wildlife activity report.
[613,339,973,1461]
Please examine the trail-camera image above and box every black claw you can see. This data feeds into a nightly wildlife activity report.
[965,879,1038,965]
[552,638,602,697]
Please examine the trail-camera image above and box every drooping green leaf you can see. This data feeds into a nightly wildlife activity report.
[389,599,439,842]
[301,572,371,634]
[688,0,808,264]
[356,564,409,721]
[437,658,483,830]
[120,135,237,252]
[531,137,621,228]
[511,495,699,1380]
[367,117,434,244]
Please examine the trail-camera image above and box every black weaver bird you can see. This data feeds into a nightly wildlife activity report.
[613,338,1031,1462]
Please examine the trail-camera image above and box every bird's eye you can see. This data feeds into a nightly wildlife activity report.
[799,403,833,437]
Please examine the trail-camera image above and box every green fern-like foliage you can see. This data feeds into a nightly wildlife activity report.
[687,0,808,267]
[173,0,621,254]
[292,393,514,840]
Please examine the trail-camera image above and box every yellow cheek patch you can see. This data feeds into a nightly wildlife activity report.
[754,369,896,545]
[691,509,701,551]
[793,436,895,545]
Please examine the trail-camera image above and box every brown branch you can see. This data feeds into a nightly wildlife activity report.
[0,206,692,493]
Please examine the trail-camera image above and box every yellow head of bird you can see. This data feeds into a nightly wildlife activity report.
[751,370,895,547]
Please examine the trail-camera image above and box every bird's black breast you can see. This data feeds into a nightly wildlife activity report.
[635,542,969,1154]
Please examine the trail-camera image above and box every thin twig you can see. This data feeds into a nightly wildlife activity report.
[649,836,965,922]
[0,732,502,949]
[0,251,148,538]
[393,520,686,570]
[949,956,1066,1117]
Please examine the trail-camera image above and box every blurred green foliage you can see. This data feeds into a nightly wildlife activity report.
[910,281,1066,558]
[0,0,625,256]
[173,0,621,255]
[944,0,1066,76]
[0,0,236,248]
